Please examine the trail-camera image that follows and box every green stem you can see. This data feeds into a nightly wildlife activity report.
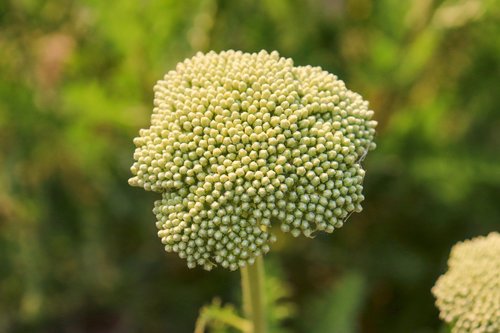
[240,256,266,333]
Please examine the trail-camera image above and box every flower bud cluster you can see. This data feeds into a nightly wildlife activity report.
[130,50,377,270]
[432,232,500,333]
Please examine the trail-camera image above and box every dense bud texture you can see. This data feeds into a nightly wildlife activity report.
[129,50,377,270]
[432,232,500,333]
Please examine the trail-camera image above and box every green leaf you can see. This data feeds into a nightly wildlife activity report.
[194,299,251,333]
[264,260,296,333]
[301,271,367,333]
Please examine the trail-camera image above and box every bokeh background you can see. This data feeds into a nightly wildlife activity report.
[1,0,499,332]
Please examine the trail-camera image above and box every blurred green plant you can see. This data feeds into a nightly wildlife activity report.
[301,271,366,333]
[194,261,295,333]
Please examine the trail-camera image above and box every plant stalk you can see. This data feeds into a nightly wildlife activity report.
[240,256,266,333]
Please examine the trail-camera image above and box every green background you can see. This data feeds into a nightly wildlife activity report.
[1,0,498,332]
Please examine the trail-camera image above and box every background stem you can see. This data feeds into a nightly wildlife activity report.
[241,256,266,333]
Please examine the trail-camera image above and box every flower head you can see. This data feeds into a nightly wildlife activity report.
[432,232,500,333]
[129,50,377,270]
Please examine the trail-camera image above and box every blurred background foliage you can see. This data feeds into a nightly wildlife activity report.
[1,0,499,332]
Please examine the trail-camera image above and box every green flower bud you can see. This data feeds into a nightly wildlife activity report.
[130,50,376,270]
[432,232,500,333]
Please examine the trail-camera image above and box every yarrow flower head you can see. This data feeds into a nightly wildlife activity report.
[129,50,377,271]
[432,232,500,333]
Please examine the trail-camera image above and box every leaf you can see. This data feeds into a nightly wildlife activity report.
[194,298,251,333]
[301,271,367,333]
[264,260,296,333]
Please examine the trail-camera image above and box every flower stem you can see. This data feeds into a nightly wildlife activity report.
[240,256,266,333]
